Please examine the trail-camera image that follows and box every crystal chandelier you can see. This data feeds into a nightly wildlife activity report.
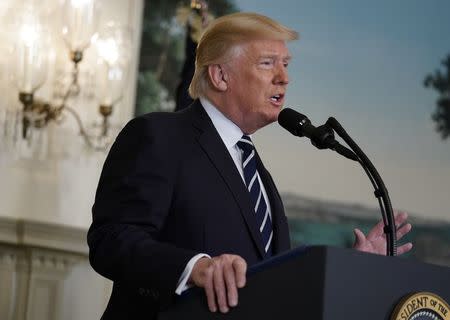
[0,0,132,159]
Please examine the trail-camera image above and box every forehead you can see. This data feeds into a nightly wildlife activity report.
[240,39,291,59]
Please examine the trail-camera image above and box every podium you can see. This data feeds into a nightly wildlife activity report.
[158,246,450,319]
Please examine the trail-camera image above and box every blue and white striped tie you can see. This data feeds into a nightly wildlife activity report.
[237,135,273,256]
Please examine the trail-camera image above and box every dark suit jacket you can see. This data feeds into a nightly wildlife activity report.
[88,100,291,320]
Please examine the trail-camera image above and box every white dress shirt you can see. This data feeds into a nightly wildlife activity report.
[175,97,272,294]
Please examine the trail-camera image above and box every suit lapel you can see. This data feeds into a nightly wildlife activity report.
[188,101,266,258]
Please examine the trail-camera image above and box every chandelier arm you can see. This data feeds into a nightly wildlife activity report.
[69,62,81,96]
[61,89,72,107]
[63,106,110,152]
[58,61,81,108]
[63,106,95,149]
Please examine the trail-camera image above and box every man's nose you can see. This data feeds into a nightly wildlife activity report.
[274,65,289,85]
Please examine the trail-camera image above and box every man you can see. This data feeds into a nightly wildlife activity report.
[88,12,412,320]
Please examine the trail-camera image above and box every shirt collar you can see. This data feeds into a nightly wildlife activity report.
[200,97,246,149]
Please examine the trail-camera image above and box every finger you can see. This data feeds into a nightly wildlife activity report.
[397,242,413,255]
[394,211,409,227]
[223,260,238,307]
[204,264,217,312]
[369,211,408,240]
[367,219,385,240]
[232,257,247,288]
[396,223,412,241]
[213,260,228,313]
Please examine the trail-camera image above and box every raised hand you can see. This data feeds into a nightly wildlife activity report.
[353,211,413,255]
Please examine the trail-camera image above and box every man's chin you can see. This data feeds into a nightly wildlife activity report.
[262,113,280,127]
[271,108,282,121]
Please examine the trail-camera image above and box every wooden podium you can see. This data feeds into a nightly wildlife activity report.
[158,246,450,319]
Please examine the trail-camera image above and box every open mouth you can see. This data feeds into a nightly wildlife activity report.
[270,94,284,103]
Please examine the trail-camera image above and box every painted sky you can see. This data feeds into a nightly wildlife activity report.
[236,0,450,221]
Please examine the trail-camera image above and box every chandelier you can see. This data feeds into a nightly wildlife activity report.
[0,0,132,159]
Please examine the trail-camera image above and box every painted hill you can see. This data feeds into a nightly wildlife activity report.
[281,193,450,267]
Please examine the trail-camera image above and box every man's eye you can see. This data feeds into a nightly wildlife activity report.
[260,60,273,66]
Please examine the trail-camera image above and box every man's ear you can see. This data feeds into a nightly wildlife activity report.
[207,64,228,92]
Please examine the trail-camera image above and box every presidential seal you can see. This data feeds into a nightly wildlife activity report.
[391,292,450,320]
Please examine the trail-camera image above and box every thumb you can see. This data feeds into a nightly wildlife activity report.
[353,228,366,248]
[189,257,211,287]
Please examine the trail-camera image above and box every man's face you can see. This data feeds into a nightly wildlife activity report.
[224,39,291,133]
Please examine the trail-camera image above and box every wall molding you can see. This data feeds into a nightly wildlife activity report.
[0,216,88,256]
[0,217,110,320]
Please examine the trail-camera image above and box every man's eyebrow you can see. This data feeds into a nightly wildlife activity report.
[259,54,292,61]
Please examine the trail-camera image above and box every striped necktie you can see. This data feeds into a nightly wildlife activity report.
[237,135,273,256]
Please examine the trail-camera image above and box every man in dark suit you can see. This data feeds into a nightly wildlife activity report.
[88,12,412,319]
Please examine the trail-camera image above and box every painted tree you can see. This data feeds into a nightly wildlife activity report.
[136,0,237,115]
[424,54,450,140]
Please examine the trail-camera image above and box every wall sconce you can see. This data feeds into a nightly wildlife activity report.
[0,0,131,154]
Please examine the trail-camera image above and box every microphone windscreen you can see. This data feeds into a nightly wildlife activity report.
[278,108,308,136]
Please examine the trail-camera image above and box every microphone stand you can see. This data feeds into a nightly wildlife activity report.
[326,117,397,256]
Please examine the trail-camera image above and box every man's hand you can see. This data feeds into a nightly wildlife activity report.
[353,211,413,255]
[189,254,247,313]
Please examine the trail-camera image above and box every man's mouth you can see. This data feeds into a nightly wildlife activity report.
[270,94,284,103]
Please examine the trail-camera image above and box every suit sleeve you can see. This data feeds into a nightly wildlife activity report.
[87,115,197,306]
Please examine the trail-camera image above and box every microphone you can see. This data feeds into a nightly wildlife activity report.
[278,108,358,161]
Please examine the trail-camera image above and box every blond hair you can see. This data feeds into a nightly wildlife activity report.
[188,12,299,99]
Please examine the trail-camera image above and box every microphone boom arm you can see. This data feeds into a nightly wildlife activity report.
[326,117,397,256]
